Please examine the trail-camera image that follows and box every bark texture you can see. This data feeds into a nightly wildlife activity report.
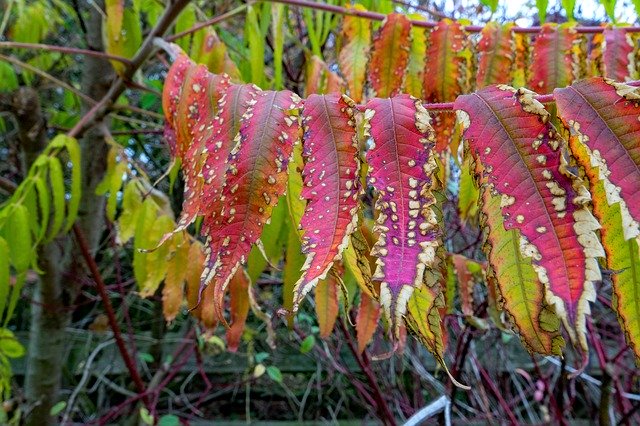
[22,2,114,424]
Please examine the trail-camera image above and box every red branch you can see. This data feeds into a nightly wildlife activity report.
[263,0,640,33]
[72,225,147,398]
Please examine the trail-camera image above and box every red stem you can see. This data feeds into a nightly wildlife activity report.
[263,0,640,33]
[472,356,519,424]
[338,319,397,426]
[72,225,147,398]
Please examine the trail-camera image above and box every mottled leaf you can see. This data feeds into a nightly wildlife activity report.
[512,32,530,87]
[528,23,584,94]
[292,94,360,311]
[368,13,411,98]
[305,55,346,97]
[601,27,637,81]
[481,188,564,354]
[364,95,442,334]
[555,78,640,358]
[201,90,302,318]
[476,22,515,89]
[338,4,371,102]
[402,14,427,98]
[423,19,471,151]
[405,283,468,388]
[455,85,604,350]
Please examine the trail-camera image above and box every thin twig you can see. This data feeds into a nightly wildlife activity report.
[166,4,248,42]
[0,41,133,65]
[72,225,147,399]
[338,319,397,425]
[0,176,17,194]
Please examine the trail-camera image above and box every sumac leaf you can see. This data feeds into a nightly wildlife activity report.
[364,95,442,334]
[338,4,371,102]
[315,274,340,339]
[163,236,189,322]
[305,55,345,97]
[528,23,584,94]
[165,63,231,237]
[356,291,380,353]
[601,27,638,81]
[555,78,640,358]
[423,19,471,151]
[476,22,515,89]
[455,85,604,350]
[292,94,360,311]
[402,14,427,98]
[368,13,411,98]
[226,269,251,352]
[481,187,564,354]
[201,90,302,318]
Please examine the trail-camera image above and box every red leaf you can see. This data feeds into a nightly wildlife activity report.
[423,19,470,151]
[364,95,442,334]
[315,275,340,339]
[528,23,584,94]
[201,90,302,319]
[292,94,360,311]
[226,269,250,352]
[356,292,380,353]
[162,53,193,144]
[455,85,604,349]
[369,13,411,98]
[476,22,514,89]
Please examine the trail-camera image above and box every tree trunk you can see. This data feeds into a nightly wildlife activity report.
[23,2,114,424]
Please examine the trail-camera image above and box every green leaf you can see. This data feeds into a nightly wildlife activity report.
[561,0,575,20]
[255,352,269,363]
[34,176,50,241]
[536,0,548,24]
[0,329,25,358]
[63,136,82,232]
[158,414,180,426]
[47,157,65,240]
[139,407,154,425]
[300,335,315,354]
[49,401,66,416]
[600,0,616,21]
[0,239,9,318]
[138,352,154,363]
[266,365,283,383]
[1,204,32,273]
[271,3,286,89]
[0,63,18,92]
[245,5,266,87]
[480,0,499,12]
[173,3,196,51]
